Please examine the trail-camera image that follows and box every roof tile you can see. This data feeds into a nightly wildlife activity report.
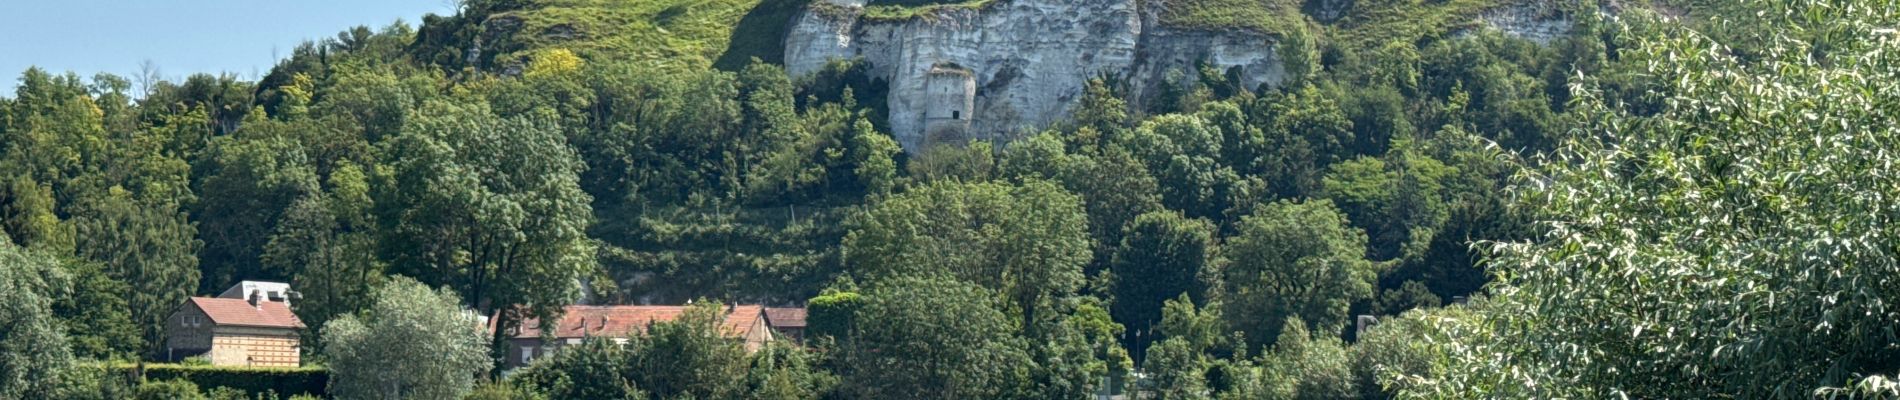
[188,297,305,329]
[765,307,808,328]
[511,305,768,339]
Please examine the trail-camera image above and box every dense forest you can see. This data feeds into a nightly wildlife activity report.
[1,0,1897,398]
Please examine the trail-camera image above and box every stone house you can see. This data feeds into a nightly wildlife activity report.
[500,304,775,368]
[164,282,305,368]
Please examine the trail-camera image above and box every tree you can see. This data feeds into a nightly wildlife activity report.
[741,341,838,400]
[1349,308,1444,400]
[263,194,383,337]
[1219,199,1372,350]
[1257,316,1356,400]
[193,135,320,292]
[1405,3,1900,397]
[625,303,752,399]
[1119,114,1242,222]
[1145,338,1211,400]
[1,174,73,253]
[322,276,491,400]
[840,277,1032,399]
[1026,299,1126,400]
[1001,131,1165,267]
[510,338,644,400]
[1143,296,1223,400]
[1322,140,1454,262]
[844,179,1091,322]
[51,259,141,360]
[1110,211,1219,362]
[71,194,201,360]
[1251,85,1355,198]
[0,242,76,398]
[373,100,595,350]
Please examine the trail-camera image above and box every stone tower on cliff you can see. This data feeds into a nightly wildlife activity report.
[920,63,977,147]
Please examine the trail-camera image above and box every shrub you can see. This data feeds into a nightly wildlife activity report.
[114,364,327,398]
[464,381,552,400]
[137,379,207,400]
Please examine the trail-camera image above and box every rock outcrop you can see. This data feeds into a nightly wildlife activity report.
[1471,1,1575,44]
[785,0,1579,152]
[785,0,1285,152]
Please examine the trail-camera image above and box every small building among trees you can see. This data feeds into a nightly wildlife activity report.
[765,307,808,342]
[499,304,777,368]
[163,281,305,368]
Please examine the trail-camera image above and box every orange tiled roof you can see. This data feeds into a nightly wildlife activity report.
[187,297,305,329]
[511,305,766,339]
[765,307,807,328]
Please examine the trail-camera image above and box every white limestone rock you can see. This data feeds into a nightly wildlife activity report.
[785,0,1285,152]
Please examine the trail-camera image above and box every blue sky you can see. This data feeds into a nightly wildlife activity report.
[0,0,455,95]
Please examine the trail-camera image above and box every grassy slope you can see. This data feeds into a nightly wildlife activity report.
[1157,0,1307,35]
[480,0,1529,73]
[860,0,996,21]
[483,0,812,71]
[1151,0,1520,47]
[1329,0,1519,49]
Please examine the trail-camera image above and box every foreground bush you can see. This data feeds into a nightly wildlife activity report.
[323,277,491,400]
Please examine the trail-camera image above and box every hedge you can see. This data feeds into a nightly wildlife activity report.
[115,363,328,398]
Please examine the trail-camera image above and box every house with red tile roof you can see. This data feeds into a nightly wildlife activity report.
[164,282,306,368]
[499,304,776,368]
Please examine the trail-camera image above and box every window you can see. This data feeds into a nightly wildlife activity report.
[521,347,535,363]
[952,111,961,120]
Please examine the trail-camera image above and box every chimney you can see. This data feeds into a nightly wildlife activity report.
[248,291,263,308]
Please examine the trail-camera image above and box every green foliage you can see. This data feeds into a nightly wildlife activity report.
[52,259,141,360]
[263,193,384,342]
[908,142,998,183]
[1257,316,1356,399]
[1349,309,1443,399]
[193,134,320,292]
[860,0,997,21]
[840,277,1032,399]
[122,363,329,398]
[1156,0,1305,35]
[56,363,138,400]
[624,303,754,399]
[137,379,208,400]
[741,341,839,400]
[1110,211,1219,361]
[413,0,811,74]
[322,277,492,400]
[373,100,595,339]
[1326,0,1517,51]
[1121,114,1240,221]
[844,179,1091,320]
[1219,199,1373,351]
[509,306,833,400]
[1248,84,1356,199]
[0,242,76,398]
[463,381,552,400]
[805,289,864,342]
[1401,2,1900,397]
[71,194,200,359]
[1143,296,1226,400]
[1144,337,1211,400]
[510,338,644,400]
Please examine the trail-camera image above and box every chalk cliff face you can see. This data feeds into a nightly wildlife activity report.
[784,0,1576,152]
[785,0,1284,152]
[1471,2,1575,44]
